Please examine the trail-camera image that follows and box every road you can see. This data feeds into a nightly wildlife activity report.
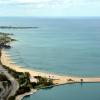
[0,65,19,100]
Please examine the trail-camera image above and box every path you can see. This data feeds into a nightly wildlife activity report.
[0,65,19,100]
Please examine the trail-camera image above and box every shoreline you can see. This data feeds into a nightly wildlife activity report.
[2,50,100,83]
[16,89,37,100]
[1,50,100,100]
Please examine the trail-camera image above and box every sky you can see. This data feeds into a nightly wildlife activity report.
[0,0,100,17]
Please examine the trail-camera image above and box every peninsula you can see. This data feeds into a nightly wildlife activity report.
[0,26,39,29]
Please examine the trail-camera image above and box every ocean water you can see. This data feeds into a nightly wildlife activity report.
[0,17,100,76]
[0,17,100,100]
[24,83,100,100]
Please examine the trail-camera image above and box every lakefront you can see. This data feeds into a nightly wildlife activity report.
[0,17,100,100]
[0,31,100,100]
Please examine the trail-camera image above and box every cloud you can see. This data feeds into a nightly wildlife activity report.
[0,0,100,17]
[15,0,66,6]
[0,0,70,6]
[0,0,100,8]
[0,0,100,4]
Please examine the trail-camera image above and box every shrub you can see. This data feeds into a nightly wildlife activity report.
[8,96,15,100]
[16,86,30,95]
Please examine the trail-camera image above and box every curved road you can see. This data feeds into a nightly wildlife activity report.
[0,65,19,100]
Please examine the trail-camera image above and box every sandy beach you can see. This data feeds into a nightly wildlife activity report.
[1,50,100,85]
[1,50,100,100]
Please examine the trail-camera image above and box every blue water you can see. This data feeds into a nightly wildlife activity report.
[24,83,100,100]
[0,17,100,100]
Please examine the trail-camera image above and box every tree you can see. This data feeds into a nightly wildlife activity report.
[0,32,16,49]
[0,32,16,59]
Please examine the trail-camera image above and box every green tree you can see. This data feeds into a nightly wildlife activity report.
[0,32,16,47]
